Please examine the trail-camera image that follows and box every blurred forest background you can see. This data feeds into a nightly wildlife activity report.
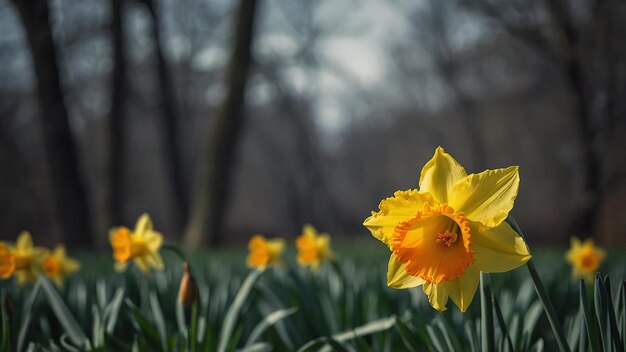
[0,0,625,249]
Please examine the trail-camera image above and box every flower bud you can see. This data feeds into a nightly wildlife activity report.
[178,261,198,305]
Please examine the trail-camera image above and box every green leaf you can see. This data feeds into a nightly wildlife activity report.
[580,280,601,352]
[600,276,624,352]
[595,274,610,352]
[244,307,297,347]
[149,291,168,351]
[480,272,495,352]
[105,286,125,335]
[125,299,163,352]
[190,302,199,352]
[40,277,91,349]
[92,304,104,348]
[217,269,262,352]
[324,336,352,352]
[493,295,514,352]
[17,280,41,352]
[1,293,11,352]
[59,334,83,352]
[296,315,397,352]
[394,319,420,352]
[237,342,273,352]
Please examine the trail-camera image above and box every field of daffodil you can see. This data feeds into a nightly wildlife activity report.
[1,148,625,352]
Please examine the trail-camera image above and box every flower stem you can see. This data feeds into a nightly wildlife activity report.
[480,272,495,352]
[506,217,571,352]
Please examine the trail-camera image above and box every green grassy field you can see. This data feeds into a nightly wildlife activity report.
[0,240,625,352]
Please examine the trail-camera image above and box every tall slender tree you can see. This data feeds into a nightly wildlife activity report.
[141,0,188,229]
[184,0,260,246]
[108,0,127,230]
[11,0,93,247]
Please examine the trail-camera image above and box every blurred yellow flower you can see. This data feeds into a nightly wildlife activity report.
[247,235,285,270]
[3,231,48,285]
[566,237,605,282]
[364,147,531,312]
[110,213,164,273]
[296,224,334,271]
[0,243,15,279]
[43,245,80,288]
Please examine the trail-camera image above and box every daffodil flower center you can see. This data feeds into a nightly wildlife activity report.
[0,247,16,278]
[579,252,598,270]
[14,254,31,270]
[436,230,458,247]
[112,227,148,263]
[43,256,61,276]
[390,203,474,284]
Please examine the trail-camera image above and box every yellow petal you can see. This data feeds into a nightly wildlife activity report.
[302,224,317,237]
[16,231,33,251]
[363,190,435,246]
[63,258,81,274]
[450,166,519,228]
[134,213,153,237]
[144,231,163,253]
[443,266,479,312]
[418,147,467,204]
[145,253,164,271]
[387,253,425,289]
[53,245,66,258]
[471,221,531,272]
[267,239,285,259]
[134,257,149,272]
[423,282,449,311]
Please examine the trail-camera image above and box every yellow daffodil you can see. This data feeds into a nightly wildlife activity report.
[3,231,48,285]
[565,237,606,282]
[110,213,164,273]
[247,235,286,270]
[43,245,80,288]
[0,243,15,279]
[363,147,531,312]
[296,224,335,271]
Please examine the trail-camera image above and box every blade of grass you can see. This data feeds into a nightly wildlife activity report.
[40,277,91,349]
[125,299,163,352]
[580,280,601,352]
[105,286,125,335]
[506,216,571,352]
[296,315,397,352]
[425,324,445,352]
[237,342,273,352]
[59,334,83,352]
[149,292,168,352]
[190,301,198,352]
[1,293,10,352]
[395,319,421,352]
[493,295,515,352]
[217,269,262,352]
[436,315,462,352]
[595,274,610,352]
[17,280,41,352]
[604,277,624,352]
[92,304,104,348]
[244,307,297,347]
[481,272,495,352]
[617,280,626,351]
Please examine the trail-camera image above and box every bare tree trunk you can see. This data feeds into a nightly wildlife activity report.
[143,0,188,230]
[12,0,93,248]
[428,1,486,169]
[545,0,601,235]
[184,0,259,247]
[108,0,127,230]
